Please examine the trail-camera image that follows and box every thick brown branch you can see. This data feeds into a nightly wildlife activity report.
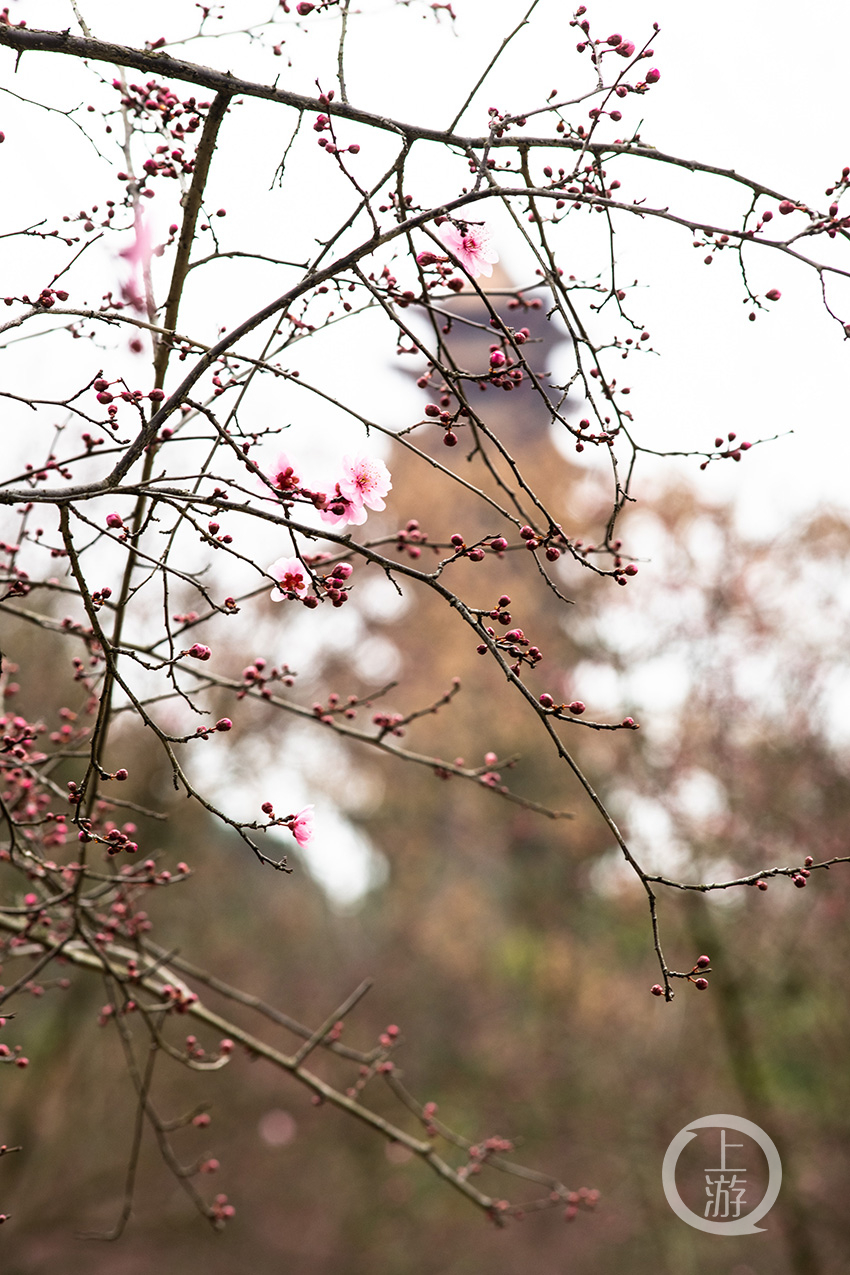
[0,24,819,209]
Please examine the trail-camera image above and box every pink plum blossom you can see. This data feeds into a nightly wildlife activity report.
[319,455,391,527]
[268,556,308,600]
[437,220,499,279]
[319,483,369,528]
[289,806,314,846]
[338,454,392,512]
[119,209,154,311]
[267,451,302,495]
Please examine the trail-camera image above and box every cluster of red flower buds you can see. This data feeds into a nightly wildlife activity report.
[343,1023,399,1098]
[237,657,296,701]
[312,693,360,724]
[755,856,815,891]
[699,432,752,471]
[396,519,432,559]
[312,87,361,159]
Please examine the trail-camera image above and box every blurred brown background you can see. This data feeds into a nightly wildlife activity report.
[2,285,849,1275]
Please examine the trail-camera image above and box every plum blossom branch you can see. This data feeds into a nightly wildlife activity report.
[0,912,583,1223]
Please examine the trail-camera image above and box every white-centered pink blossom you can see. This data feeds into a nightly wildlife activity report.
[437,220,499,279]
[289,806,314,847]
[338,455,392,511]
[319,455,391,528]
[268,556,308,600]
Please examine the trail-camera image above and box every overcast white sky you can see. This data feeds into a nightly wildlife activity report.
[3,0,847,524]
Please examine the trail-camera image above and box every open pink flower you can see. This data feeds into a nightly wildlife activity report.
[288,806,314,847]
[267,451,302,496]
[338,455,392,512]
[319,483,369,528]
[318,456,390,528]
[268,556,308,601]
[437,220,499,279]
[119,209,154,311]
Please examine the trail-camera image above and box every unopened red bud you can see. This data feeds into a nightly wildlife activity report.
[694,977,709,990]
[756,879,768,890]
[804,855,814,867]
[645,67,660,83]
[261,801,274,814]
[215,718,232,731]
[106,513,123,528]
[497,595,511,607]
[568,701,585,714]
[778,200,795,215]
[443,430,458,446]
[519,525,535,539]
[296,1,314,11]
[149,388,165,401]
[539,693,554,708]
[650,984,664,996]
[450,533,464,547]
[490,537,508,551]
[765,288,781,301]
[468,548,485,561]
[606,33,622,45]
[114,768,128,781]
[696,954,710,968]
